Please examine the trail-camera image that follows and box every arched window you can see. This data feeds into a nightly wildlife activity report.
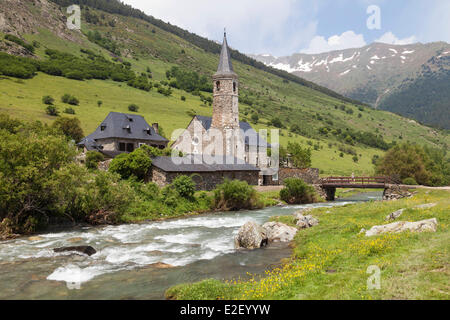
[216,81,220,91]
[233,82,237,93]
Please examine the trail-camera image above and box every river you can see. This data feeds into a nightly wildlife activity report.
[0,191,382,299]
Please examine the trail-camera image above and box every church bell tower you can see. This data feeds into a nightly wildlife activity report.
[211,31,242,158]
[212,31,239,130]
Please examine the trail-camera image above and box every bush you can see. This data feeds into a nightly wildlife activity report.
[64,107,75,115]
[279,178,318,204]
[85,151,105,170]
[128,104,139,112]
[42,95,55,105]
[52,117,84,142]
[109,147,152,180]
[171,175,196,200]
[45,105,59,116]
[213,179,259,210]
[402,177,418,185]
[61,94,79,105]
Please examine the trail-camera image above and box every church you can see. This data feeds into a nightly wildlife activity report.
[171,32,276,185]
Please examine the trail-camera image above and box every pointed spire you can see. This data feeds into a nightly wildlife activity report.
[215,30,236,76]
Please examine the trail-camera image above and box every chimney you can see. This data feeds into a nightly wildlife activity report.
[152,123,159,134]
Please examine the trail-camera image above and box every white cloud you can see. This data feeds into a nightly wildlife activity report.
[375,31,417,45]
[122,0,318,56]
[301,30,366,54]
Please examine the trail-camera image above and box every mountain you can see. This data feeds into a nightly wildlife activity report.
[0,0,449,176]
[249,42,450,129]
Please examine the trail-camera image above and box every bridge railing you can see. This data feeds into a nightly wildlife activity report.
[320,176,391,186]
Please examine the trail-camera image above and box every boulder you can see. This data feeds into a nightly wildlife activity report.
[262,222,298,243]
[414,203,437,210]
[54,245,97,256]
[234,221,268,249]
[385,209,405,221]
[364,218,438,237]
[294,212,319,229]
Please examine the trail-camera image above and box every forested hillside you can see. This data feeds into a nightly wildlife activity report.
[0,0,448,176]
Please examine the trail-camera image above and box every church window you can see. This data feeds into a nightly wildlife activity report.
[233,82,236,93]
[216,81,220,91]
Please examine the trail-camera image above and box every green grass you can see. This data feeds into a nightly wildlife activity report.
[166,189,449,300]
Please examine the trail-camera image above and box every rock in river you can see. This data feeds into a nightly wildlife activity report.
[54,246,97,256]
[234,221,268,249]
[364,218,438,237]
[262,222,298,243]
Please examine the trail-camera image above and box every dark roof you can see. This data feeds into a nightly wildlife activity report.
[78,112,168,147]
[152,155,260,172]
[214,32,236,77]
[195,115,271,148]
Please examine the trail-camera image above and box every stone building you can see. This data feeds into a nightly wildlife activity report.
[78,112,168,158]
[150,155,260,190]
[172,32,273,184]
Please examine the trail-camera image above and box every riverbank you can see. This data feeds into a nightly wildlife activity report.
[0,189,283,242]
[165,189,449,300]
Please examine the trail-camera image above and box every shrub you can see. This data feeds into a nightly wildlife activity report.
[280,178,318,204]
[109,147,152,180]
[64,107,75,115]
[402,177,418,185]
[181,96,186,101]
[171,175,196,200]
[61,94,79,105]
[128,104,139,112]
[45,105,59,116]
[42,95,54,105]
[352,155,359,163]
[85,151,105,170]
[213,179,259,210]
[52,117,84,142]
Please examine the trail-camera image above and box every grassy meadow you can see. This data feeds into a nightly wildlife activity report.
[166,189,449,300]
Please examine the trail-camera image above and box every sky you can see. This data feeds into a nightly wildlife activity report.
[122,0,450,57]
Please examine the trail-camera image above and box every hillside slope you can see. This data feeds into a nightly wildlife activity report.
[0,0,449,177]
[250,42,450,129]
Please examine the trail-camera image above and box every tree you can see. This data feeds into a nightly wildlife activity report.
[171,175,196,200]
[251,113,259,124]
[109,147,152,180]
[376,143,432,185]
[287,141,311,168]
[45,105,59,116]
[128,104,139,112]
[97,100,103,107]
[42,96,55,105]
[52,117,84,142]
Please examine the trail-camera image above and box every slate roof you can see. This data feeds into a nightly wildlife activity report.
[78,112,168,149]
[195,115,271,148]
[152,155,260,172]
[214,32,236,77]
